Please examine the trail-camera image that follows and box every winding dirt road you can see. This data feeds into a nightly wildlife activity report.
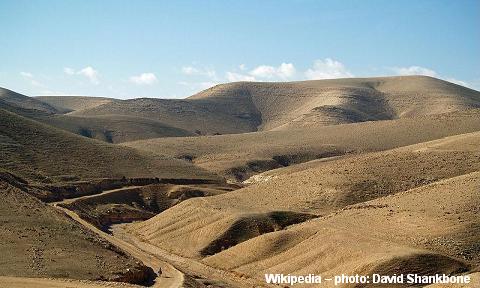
[53,204,185,288]
[1,186,267,288]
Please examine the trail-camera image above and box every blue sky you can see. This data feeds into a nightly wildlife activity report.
[0,0,479,98]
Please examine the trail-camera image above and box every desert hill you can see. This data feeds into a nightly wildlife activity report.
[68,97,260,136]
[0,108,217,183]
[127,131,480,283]
[203,171,479,286]
[3,76,475,145]
[0,176,153,283]
[124,109,480,181]
[0,87,59,115]
[36,96,115,114]
[37,114,195,143]
[1,76,479,287]
[70,76,480,136]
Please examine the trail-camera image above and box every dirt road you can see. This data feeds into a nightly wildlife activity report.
[1,185,265,288]
[52,203,185,288]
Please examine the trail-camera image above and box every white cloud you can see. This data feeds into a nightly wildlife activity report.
[278,63,296,78]
[129,73,158,85]
[20,72,47,88]
[391,65,470,88]
[30,79,47,88]
[249,63,296,80]
[65,66,100,84]
[179,81,218,91]
[445,78,468,87]
[63,67,75,75]
[199,81,218,89]
[20,71,33,78]
[181,65,217,79]
[250,65,276,78]
[392,66,437,77]
[181,66,199,75]
[225,72,256,82]
[305,58,354,80]
[224,62,296,83]
[78,66,100,84]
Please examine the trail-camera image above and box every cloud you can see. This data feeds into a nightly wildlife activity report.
[444,78,468,87]
[65,66,100,84]
[199,81,218,89]
[63,67,75,75]
[20,72,47,88]
[225,72,256,82]
[20,71,33,78]
[391,65,470,88]
[181,66,199,75]
[30,80,47,88]
[305,58,353,80]
[78,66,100,84]
[277,63,296,79]
[129,73,158,85]
[181,65,217,79]
[250,63,296,80]
[179,81,218,91]
[224,62,296,82]
[391,66,437,77]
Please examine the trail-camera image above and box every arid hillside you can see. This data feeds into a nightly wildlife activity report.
[36,96,115,114]
[0,175,153,283]
[0,108,217,183]
[0,88,59,114]
[1,76,479,288]
[66,76,480,136]
[124,109,480,181]
[128,132,480,286]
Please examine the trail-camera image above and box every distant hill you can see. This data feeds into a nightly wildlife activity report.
[36,96,115,113]
[190,75,480,131]
[37,114,195,143]
[124,109,480,181]
[0,108,217,183]
[70,76,480,135]
[0,88,58,114]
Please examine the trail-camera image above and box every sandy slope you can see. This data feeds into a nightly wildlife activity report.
[0,179,152,283]
[36,96,115,113]
[0,87,59,114]
[0,108,217,182]
[127,132,479,287]
[52,204,185,288]
[124,109,480,181]
[70,76,480,136]
[204,171,479,276]
[38,114,195,143]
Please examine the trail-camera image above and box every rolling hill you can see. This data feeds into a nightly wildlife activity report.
[36,96,115,114]
[1,76,479,287]
[0,88,59,114]
[124,109,480,181]
[0,108,217,183]
[0,176,153,283]
[127,132,480,285]
[71,76,480,136]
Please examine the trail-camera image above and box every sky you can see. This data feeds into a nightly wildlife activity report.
[0,0,479,99]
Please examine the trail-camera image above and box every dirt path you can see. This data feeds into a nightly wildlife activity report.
[50,186,143,205]
[111,224,269,288]
[27,185,266,288]
[52,203,185,288]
